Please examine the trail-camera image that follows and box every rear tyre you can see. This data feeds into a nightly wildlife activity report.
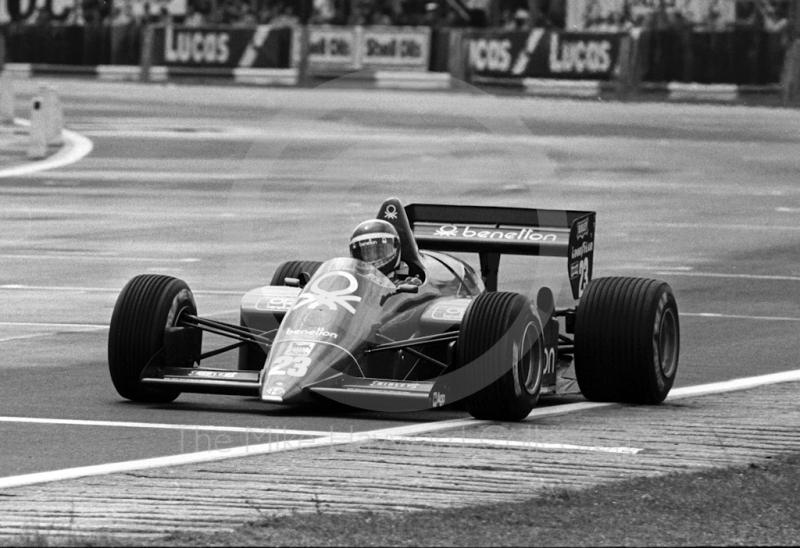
[108,274,197,403]
[269,261,323,286]
[458,292,545,421]
[574,277,679,404]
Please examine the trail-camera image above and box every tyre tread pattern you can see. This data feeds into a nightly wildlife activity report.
[459,292,539,421]
[574,276,679,404]
[108,274,193,403]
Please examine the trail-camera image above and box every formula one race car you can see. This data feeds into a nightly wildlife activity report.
[108,198,680,421]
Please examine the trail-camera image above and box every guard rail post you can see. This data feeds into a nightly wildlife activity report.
[447,28,466,83]
[614,30,642,98]
[783,0,800,105]
[782,39,800,105]
[140,24,154,83]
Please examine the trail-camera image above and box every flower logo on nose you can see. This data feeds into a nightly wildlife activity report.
[293,271,362,315]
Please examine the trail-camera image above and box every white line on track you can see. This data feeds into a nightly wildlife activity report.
[0,255,201,263]
[0,322,108,329]
[0,309,236,332]
[655,271,800,282]
[0,285,243,295]
[379,436,642,454]
[0,120,93,178]
[0,419,476,490]
[682,312,800,322]
[14,171,265,182]
[1,369,798,490]
[630,222,800,231]
[0,417,332,437]
[0,333,76,343]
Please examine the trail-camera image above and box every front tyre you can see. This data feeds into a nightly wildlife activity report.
[458,292,545,421]
[574,277,679,404]
[108,274,197,403]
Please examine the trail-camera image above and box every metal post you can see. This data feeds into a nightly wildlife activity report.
[297,0,313,88]
[297,24,310,87]
[139,23,154,82]
[781,0,800,104]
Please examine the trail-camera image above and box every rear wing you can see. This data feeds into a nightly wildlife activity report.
[405,203,595,299]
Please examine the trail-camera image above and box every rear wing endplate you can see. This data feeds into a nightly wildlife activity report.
[405,203,595,299]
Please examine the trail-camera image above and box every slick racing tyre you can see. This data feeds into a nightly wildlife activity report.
[108,274,198,403]
[574,277,680,404]
[458,292,545,421]
[270,261,323,286]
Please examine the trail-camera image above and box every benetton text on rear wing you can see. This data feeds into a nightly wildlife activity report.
[405,203,596,299]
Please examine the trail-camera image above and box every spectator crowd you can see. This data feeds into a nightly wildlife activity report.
[3,0,793,33]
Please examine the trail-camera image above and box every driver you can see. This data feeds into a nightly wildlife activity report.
[349,220,422,286]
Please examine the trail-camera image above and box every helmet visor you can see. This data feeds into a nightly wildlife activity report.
[350,233,398,270]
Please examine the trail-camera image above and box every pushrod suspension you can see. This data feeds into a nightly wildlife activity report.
[371,333,449,370]
[179,314,275,347]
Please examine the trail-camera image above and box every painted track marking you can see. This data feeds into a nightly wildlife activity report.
[655,271,800,282]
[0,322,108,329]
[682,312,800,322]
[0,255,201,263]
[0,333,92,344]
[0,417,332,437]
[0,285,243,296]
[377,436,642,454]
[1,369,798,490]
[0,120,93,178]
[0,418,641,454]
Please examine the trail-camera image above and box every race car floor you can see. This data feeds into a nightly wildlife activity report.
[1,381,799,537]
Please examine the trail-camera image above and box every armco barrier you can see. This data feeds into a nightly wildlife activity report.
[640,28,785,85]
[290,25,432,75]
[2,62,454,90]
[464,29,623,82]
[150,25,291,69]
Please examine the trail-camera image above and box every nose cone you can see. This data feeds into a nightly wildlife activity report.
[260,339,362,404]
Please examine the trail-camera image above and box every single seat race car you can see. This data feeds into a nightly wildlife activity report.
[108,197,680,421]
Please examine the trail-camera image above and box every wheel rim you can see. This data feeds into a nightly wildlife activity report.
[519,322,543,396]
[166,288,194,329]
[658,308,678,378]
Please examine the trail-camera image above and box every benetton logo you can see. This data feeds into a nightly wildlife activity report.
[432,225,558,242]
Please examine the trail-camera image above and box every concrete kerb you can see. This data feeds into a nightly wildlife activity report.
[0,375,798,540]
[0,118,93,178]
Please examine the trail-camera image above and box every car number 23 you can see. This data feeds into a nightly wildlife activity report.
[267,356,310,377]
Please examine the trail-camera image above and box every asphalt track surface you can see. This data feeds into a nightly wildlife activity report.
[0,79,798,485]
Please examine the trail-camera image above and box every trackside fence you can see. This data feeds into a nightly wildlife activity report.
[2,23,797,101]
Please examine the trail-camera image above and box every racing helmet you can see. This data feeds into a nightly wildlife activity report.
[349,219,401,276]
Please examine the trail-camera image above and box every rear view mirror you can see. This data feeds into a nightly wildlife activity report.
[284,272,312,288]
[395,283,419,294]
